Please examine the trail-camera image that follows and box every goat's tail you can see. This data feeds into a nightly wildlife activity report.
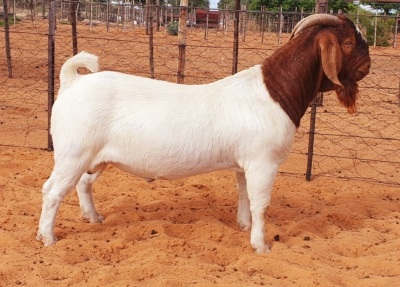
[60,51,99,87]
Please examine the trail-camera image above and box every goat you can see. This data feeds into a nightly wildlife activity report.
[37,14,370,253]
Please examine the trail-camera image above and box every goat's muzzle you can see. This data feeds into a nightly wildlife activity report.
[355,62,371,81]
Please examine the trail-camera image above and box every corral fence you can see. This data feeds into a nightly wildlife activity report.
[1,0,399,185]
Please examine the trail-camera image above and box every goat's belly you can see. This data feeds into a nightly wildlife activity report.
[95,144,239,180]
[111,159,239,180]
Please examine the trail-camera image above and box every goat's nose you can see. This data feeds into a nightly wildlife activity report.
[361,62,371,73]
[355,62,371,81]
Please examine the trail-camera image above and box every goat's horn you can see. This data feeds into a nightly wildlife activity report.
[290,14,340,40]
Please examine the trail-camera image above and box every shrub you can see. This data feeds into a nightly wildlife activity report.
[0,15,20,27]
[167,21,179,36]
[350,11,396,47]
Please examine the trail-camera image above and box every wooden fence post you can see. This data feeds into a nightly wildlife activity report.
[156,0,160,32]
[71,0,78,55]
[373,12,377,47]
[393,13,398,48]
[148,2,155,78]
[260,6,265,43]
[278,5,283,44]
[146,0,150,35]
[47,1,56,151]
[241,5,246,42]
[232,0,240,75]
[106,0,110,33]
[398,82,400,107]
[3,0,12,78]
[204,8,209,40]
[177,0,188,84]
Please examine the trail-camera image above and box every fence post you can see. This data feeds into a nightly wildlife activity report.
[47,1,56,151]
[278,5,283,44]
[204,8,209,40]
[106,0,110,32]
[156,0,160,32]
[146,0,150,35]
[260,6,265,43]
[373,12,377,47]
[71,0,78,55]
[148,3,155,79]
[393,13,398,48]
[177,0,188,84]
[3,0,12,78]
[398,82,400,107]
[241,5,247,42]
[232,0,240,75]
[305,93,322,181]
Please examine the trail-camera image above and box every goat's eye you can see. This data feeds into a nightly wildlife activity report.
[345,40,354,46]
[342,38,355,55]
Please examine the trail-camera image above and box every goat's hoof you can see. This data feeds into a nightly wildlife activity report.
[36,233,58,247]
[82,213,104,223]
[252,242,271,254]
[237,221,251,231]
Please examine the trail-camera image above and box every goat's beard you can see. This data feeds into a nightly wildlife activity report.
[335,79,359,113]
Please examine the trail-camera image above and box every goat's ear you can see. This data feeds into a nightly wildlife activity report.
[318,32,344,89]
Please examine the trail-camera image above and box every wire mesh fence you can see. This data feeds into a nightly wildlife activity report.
[1,1,399,185]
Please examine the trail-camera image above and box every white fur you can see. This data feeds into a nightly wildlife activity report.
[37,51,296,253]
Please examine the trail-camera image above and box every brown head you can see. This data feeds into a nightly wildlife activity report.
[291,14,371,113]
[263,14,371,127]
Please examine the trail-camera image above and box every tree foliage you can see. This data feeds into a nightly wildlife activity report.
[364,2,400,15]
[189,0,210,7]
[218,0,356,13]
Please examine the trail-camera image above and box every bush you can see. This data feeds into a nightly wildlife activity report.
[350,11,396,47]
[0,15,19,27]
[167,21,179,36]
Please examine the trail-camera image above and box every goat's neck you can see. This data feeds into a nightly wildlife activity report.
[262,40,324,127]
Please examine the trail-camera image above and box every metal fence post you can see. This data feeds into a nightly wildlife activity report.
[305,93,321,181]
[47,1,56,151]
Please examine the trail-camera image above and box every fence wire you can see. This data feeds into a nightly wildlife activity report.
[1,1,399,185]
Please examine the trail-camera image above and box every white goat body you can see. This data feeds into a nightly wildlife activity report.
[54,53,295,178]
[37,14,371,253]
[38,51,295,253]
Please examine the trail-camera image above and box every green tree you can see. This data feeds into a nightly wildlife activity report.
[190,0,210,7]
[218,0,237,9]
[328,0,357,13]
[244,0,355,12]
[365,2,400,15]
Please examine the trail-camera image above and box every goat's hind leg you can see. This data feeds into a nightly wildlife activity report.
[76,164,107,223]
[37,165,85,246]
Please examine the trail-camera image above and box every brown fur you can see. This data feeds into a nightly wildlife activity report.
[262,15,370,127]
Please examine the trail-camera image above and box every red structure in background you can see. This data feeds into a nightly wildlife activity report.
[194,9,219,28]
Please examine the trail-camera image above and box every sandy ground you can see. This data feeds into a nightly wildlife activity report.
[1,147,399,286]
[1,19,400,286]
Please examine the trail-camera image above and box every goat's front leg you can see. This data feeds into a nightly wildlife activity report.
[236,171,251,231]
[245,164,278,253]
